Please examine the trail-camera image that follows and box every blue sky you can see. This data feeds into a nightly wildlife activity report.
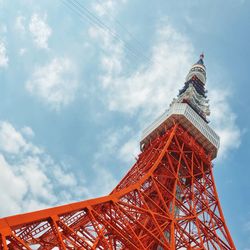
[0,0,249,248]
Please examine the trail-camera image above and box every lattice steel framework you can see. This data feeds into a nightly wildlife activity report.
[0,124,235,249]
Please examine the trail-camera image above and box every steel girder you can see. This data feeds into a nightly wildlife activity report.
[0,125,236,249]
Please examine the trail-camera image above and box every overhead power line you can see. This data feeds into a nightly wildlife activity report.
[61,0,153,67]
[95,0,149,57]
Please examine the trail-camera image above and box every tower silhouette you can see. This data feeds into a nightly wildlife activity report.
[0,55,236,249]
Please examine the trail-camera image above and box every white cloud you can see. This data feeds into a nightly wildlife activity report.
[15,15,26,34]
[92,0,126,17]
[53,166,77,187]
[0,155,28,214]
[0,40,8,68]
[91,164,118,195]
[94,23,193,122]
[0,121,88,217]
[20,157,55,202]
[26,57,78,110]
[19,48,27,56]
[21,126,35,138]
[90,127,135,196]
[90,14,241,160]
[94,126,132,161]
[0,24,7,34]
[119,137,139,163]
[209,89,241,158]
[0,121,32,154]
[29,13,52,49]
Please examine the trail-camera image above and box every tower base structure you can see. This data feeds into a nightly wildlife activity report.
[0,106,235,249]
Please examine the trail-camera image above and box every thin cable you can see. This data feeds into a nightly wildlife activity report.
[95,0,149,59]
[71,0,152,63]
[61,0,153,67]
[62,0,145,65]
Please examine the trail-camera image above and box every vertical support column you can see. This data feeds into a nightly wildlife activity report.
[210,167,236,249]
[170,137,184,249]
[0,234,8,250]
[0,220,11,250]
[49,216,67,250]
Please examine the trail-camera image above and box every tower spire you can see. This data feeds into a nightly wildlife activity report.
[187,53,206,84]
[171,54,210,121]
[196,52,205,65]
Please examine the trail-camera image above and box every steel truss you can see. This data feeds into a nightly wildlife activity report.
[0,124,236,249]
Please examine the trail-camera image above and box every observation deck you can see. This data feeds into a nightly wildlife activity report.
[140,103,220,159]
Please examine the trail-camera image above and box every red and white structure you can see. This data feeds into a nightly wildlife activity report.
[0,55,236,249]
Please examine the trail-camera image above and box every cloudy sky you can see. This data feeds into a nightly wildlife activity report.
[0,0,249,248]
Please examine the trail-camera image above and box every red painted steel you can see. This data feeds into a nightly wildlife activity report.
[0,124,235,249]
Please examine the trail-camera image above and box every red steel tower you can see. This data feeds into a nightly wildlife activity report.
[0,55,236,249]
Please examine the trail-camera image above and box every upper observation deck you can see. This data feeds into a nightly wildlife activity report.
[140,103,219,159]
